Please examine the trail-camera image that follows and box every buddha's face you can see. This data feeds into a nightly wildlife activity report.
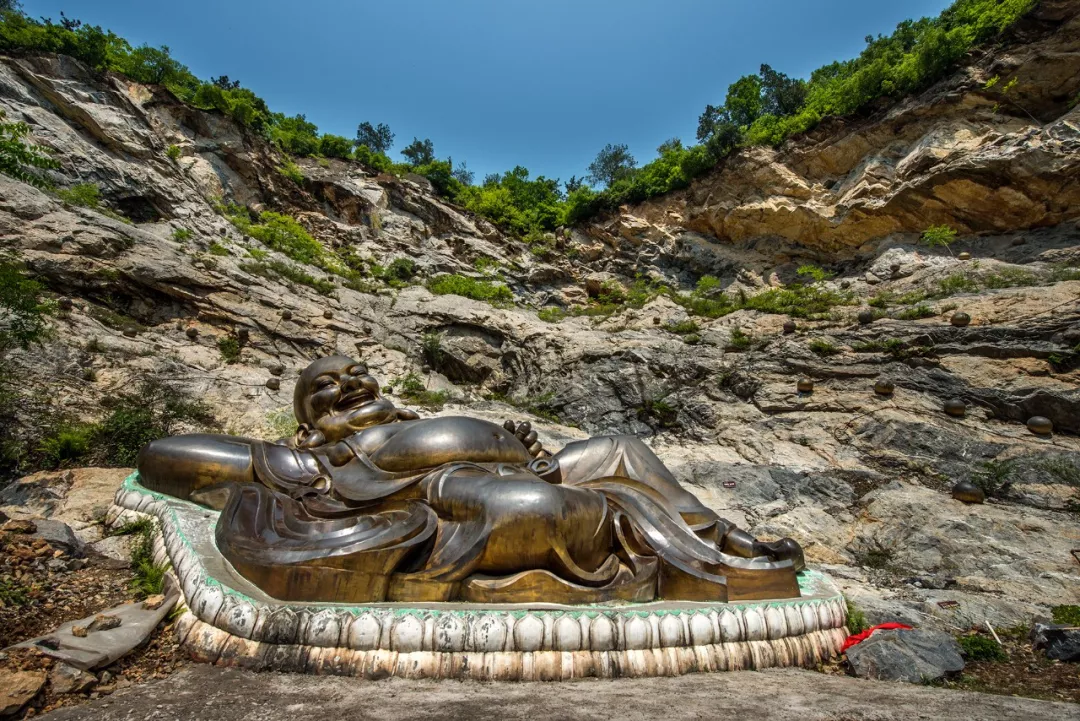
[297,356,399,443]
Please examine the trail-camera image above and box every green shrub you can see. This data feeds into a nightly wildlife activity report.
[845,599,869,635]
[37,423,98,467]
[0,578,30,607]
[895,304,936,320]
[165,144,181,160]
[666,319,700,336]
[0,110,59,188]
[1051,605,1080,626]
[972,459,1016,498]
[56,182,101,208]
[426,274,513,304]
[372,257,417,287]
[796,264,833,283]
[982,268,1042,289]
[277,159,305,185]
[98,379,215,466]
[936,272,980,296]
[538,306,566,323]
[207,242,229,256]
[727,328,753,351]
[393,373,449,410]
[217,336,240,364]
[420,331,443,368]
[957,634,1006,662]
[921,225,958,252]
[115,518,166,598]
[171,227,192,242]
[809,338,841,356]
[240,211,324,265]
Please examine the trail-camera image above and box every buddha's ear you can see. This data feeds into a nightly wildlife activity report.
[294,423,326,449]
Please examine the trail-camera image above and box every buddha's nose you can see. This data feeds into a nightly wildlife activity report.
[341,373,362,392]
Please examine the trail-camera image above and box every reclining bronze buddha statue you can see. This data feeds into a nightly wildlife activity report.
[137,355,805,605]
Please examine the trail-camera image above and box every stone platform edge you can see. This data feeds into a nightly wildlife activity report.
[106,472,849,680]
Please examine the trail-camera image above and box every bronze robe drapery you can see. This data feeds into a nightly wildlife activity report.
[213,435,801,604]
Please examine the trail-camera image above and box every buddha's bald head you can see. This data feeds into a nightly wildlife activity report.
[293,355,399,442]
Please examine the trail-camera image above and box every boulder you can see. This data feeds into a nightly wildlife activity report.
[846,629,964,683]
[29,519,84,557]
[1031,623,1080,662]
[0,668,46,716]
[47,662,96,696]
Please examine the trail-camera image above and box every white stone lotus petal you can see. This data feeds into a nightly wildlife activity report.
[512,614,544,652]
[764,605,787,640]
[659,614,683,647]
[742,607,766,642]
[553,616,582,651]
[689,613,714,646]
[589,615,616,651]
[391,615,425,653]
[347,613,382,650]
[623,616,651,650]
[434,613,466,652]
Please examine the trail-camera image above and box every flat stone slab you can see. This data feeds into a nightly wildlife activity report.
[106,473,850,679]
[37,665,1078,721]
[7,592,178,670]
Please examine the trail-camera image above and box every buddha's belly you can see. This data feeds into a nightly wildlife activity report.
[368,416,533,472]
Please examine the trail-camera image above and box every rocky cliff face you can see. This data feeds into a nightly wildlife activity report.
[1,1,1079,630]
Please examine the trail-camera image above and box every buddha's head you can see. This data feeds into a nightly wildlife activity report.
[293,355,400,445]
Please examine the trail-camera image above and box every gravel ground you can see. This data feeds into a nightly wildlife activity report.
[39,664,1079,721]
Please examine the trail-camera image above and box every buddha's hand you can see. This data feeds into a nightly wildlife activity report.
[503,420,548,458]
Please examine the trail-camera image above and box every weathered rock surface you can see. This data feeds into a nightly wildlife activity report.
[1,0,1079,637]
[35,664,1077,721]
[846,628,965,683]
[0,668,46,717]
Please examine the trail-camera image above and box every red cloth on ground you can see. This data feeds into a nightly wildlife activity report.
[841,622,913,652]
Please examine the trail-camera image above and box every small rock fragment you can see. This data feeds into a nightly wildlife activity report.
[1,519,36,534]
[86,614,121,633]
[71,625,88,638]
[142,594,166,611]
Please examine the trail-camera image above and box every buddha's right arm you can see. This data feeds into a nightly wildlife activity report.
[136,434,257,501]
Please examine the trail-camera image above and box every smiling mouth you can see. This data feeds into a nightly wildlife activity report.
[336,389,376,411]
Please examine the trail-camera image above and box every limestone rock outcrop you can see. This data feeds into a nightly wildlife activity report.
[1,1,1079,632]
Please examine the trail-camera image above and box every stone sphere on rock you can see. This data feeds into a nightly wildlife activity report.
[952,481,985,504]
[185,327,199,339]
[782,320,797,334]
[323,310,333,319]
[874,379,895,396]
[958,252,972,260]
[281,310,293,321]
[797,378,814,393]
[1027,416,1053,435]
[943,399,966,417]
[265,378,281,391]
[950,312,971,327]
[857,309,875,325]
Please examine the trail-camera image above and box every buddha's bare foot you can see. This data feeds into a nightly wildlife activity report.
[755,537,806,571]
[503,420,546,457]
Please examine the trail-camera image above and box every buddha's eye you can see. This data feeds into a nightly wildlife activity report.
[349,365,368,375]
[315,378,336,389]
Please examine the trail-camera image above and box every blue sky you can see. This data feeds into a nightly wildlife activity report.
[25,0,952,183]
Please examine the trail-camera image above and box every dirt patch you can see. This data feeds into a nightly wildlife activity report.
[0,529,133,648]
[935,632,1080,704]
